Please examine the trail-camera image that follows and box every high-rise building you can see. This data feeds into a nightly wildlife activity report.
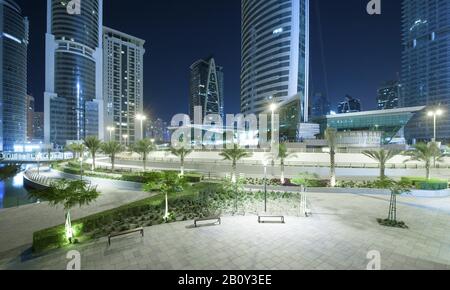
[26,94,35,141]
[0,0,28,151]
[103,27,145,144]
[240,0,310,122]
[311,93,331,117]
[338,95,361,114]
[33,112,44,141]
[145,118,170,144]
[189,57,224,120]
[44,0,104,148]
[377,81,400,110]
[401,0,450,141]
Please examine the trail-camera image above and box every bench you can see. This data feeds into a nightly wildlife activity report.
[108,227,144,245]
[258,216,285,224]
[194,216,221,227]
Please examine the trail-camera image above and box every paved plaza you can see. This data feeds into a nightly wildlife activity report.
[2,191,450,270]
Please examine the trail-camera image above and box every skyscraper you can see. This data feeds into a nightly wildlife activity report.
[377,81,400,110]
[338,95,361,114]
[103,27,145,144]
[401,0,450,141]
[26,94,35,141]
[311,93,331,117]
[240,0,309,122]
[189,57,224,120]
[44,0,103,148]
[0,0,28,151]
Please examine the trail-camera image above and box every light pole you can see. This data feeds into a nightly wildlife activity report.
[428,109,444,142]
[122,134,129,148]
[270,103,278,149]
[107,126,115,141]
[262,159,268,213]
[136,114,147,140]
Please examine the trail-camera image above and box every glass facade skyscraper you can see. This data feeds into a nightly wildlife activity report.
[103,27,145,144]
[44,0,103,147]
[240,0,309,122]
[189,57,224,120]
[0,0,28,152]
[401,0,450,141]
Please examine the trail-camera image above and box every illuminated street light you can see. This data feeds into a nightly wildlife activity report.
[136,114,147,140]
[427,109,444,142]
[107,126,115,141]
[269,103,278,148]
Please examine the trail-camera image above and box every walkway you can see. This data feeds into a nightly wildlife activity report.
[0,170,152,261]
[3,191,450,270]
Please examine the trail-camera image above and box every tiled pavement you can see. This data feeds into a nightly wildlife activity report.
[2,192,450,270]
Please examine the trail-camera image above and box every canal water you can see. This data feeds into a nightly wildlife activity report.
[0,164,38,209]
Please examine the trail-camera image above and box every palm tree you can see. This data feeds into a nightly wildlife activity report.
[84,136,102,171]
[220,144,252,183]
[404,143,442,180]
[277,143,295,184]
[324,128,338,187]
[29,179,100,243]
[67,143,84,160]
[133,139,155,171]
[101,141,124,172]
[143,172,185,221]
[363,149,400,180]
[170,147,193,176]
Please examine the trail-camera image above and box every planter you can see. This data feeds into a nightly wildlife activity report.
[409,189,450,198]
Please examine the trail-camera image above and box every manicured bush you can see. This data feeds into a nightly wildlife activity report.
[401,177,448,190]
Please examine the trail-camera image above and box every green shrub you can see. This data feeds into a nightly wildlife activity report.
[401,177,448,190]
[184,173,203,183]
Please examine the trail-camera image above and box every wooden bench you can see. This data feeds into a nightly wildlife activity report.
[258,216,285,224]
[108,227,144,245]
[194,216,221,227]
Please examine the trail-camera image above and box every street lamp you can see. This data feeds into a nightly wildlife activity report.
[107,126,115,141]
[262,159,269,213]
[122,134,129,147]
[136,114,147,140]
[427,109,444,142]
[269,103,278,148]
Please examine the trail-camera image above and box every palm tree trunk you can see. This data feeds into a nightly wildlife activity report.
[143,155,147,171]
[180,157,184,176]
[232,162,237,183]
[388,192,397,222]
[164,192,169,220]
[380,164,385,180]
[91,153,96,171]
[330,151,336,187]
[111,155,115,172]
[280,160,285,184]
[426,162,431,180]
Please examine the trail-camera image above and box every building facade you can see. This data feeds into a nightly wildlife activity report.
[401,0,450,141]
[377,81,400,110]
[33,112,44,141]
[338,95,361,114]
[145,118,170,144]
[0,0,28,151]
[44,0,104,148]
[189,57,224,120]
[26,94,34,141]
[103,27,145,144]
[311,92,331,117]
[240,0,310,123]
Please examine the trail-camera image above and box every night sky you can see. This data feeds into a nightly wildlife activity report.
[16,0,402,121]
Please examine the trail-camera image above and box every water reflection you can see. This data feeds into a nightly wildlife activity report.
[0,164,37,209]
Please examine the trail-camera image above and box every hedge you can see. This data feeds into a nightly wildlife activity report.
[32,182,220,253]
[401,177,449,191]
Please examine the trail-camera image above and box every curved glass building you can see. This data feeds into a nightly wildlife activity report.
[44,0,103,147]
[241,0,309,122]
[0,0,29,152]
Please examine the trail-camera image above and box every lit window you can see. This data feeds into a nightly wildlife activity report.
[273,28,283,35]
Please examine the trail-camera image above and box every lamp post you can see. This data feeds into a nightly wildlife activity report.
[107,126,115,141]
[122,134,129,147]
[427,109,444,142]
[270,103,278,149]
[262,159,268,213]
[136,114,147,140]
